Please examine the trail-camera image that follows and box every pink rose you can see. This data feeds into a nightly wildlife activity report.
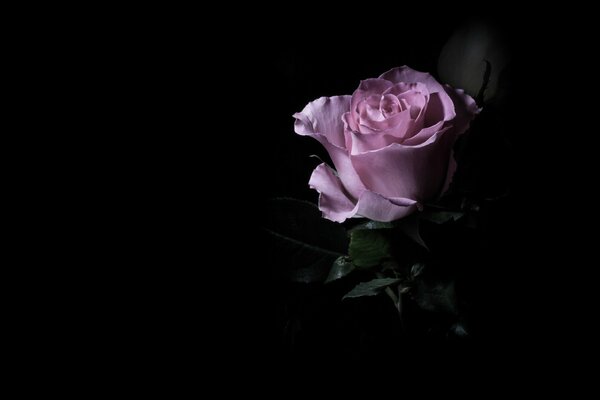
[293,66,479,223]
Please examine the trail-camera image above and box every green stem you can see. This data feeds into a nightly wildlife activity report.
[384,286,399,307]
[376,272,403,322]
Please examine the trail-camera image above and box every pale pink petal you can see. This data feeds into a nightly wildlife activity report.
[310,164,420,223]
[355,78,395,96]
[402,121,445,146]
[350,79,394,124]
[397,91,427,119]
[349,130,399,154]
[359,108,413,134]
[443,85,480,135]
[351,128,454,200]
[423,91,456,125]
[296,135,365,199]
[383,82,429,97]
[293,96,367,198]
[380,94,403,118]
[293,95,351,148]
[354,191,420,222]
[342,111,358,131]
[357,96,386,123]
[309,163,357,223]
[341,112,356,150]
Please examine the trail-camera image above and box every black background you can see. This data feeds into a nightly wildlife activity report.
[135,11,582,373]
[226,15,552,365]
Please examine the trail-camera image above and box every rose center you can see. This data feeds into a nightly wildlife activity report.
[380,94,403,118]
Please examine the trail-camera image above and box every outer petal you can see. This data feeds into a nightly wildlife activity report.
[293,96,351,148]
[309,163,357,223]
[351,128,454,200]
[294,96,366,197]
[423,92,457,126]
[383,81,429,97]
[319,140,366,198]
[354,78,395,98]
[443,85,480,135]
[353,191,419,222]
[379,66,446,94]
[310,164,420,223]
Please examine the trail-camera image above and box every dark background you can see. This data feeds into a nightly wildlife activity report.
[137,12,581,373]
[31,7,592,384]
[231,15,553,365]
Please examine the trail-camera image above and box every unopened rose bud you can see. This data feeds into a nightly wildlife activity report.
[438,20,509,103]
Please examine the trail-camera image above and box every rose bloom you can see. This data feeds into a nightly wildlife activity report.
[294,66,479,222]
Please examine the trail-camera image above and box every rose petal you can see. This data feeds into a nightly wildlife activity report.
[327,143,367,197]
[355,78,395,96]
[310,163,420,223]
[383,82,429,97]
[382,82,431,138]
[309,163,357,223]
[423,91,457,125]
[342,111,358,132]
[293,95,351,148]
[359,108,413,134]
[293,96,367,198]
[358,96,386,124]
[351,128,454,200]
[350,79,394,125]
[301,134,366,199]
[401,121,445,146]
[379,66,446,94]
[349,130,399,154]
[443,85,480,135]
[380,94,403,118]
[354,191,419,222]
[397,90,427,119]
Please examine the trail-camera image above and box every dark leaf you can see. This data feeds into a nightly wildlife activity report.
[420,210,464,224]
[410,262,425,278]
[350,220,394,232]
[325,257,355,283]
[264,198,349,283]
[348,229,391,268]
[476,59,492,106]
[343,278,400,300]
[450,323,469,337]
[398,286,411,294]
[413,279,458,315]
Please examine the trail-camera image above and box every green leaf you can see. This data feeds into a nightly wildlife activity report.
[420,210,464,224]
[348,229,391,268]
[413,279,458,315]
[411,262,425,278]
[325,256,355,283]
[343,278,400,300]
[350,220,394,232]
[264,198,349,283]
[451,323,469,337]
